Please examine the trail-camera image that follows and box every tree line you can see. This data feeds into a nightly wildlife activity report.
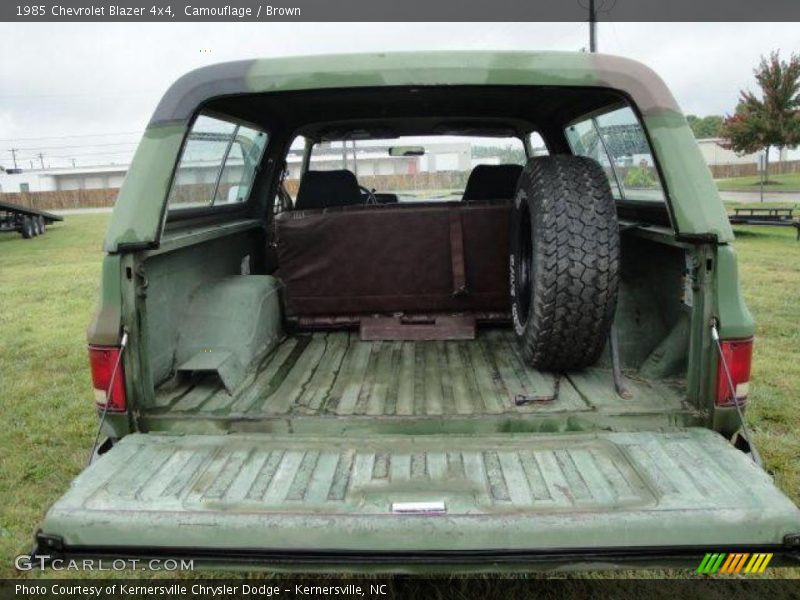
[667,52,799,180]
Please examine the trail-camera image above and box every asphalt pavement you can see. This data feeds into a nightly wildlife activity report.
[718,190,799,203]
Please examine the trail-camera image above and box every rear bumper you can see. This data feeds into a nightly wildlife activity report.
[32,535,800,573]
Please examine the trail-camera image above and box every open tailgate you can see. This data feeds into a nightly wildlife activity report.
[37,429,800,568]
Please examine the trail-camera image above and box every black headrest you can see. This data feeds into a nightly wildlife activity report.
[295,170,362,210]
[462,164,524,202]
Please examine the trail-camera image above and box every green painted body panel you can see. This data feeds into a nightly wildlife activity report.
[41,428,800,564]
[86,255,123,346]
[172,275,283,393]
[643,112,734,242]
[104,125,184,252]
[141,230,257,385]
[714,245,755,340]
[104,51,732,252]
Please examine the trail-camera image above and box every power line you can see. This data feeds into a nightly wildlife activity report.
[0,130,143,143]
[5,140,140,152]
[0,90,159,99]
[13,149,136,160]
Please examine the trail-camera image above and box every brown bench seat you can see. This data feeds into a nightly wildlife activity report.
[274,201,511,321]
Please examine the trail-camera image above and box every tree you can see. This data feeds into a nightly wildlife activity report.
[685,115,723,139]
[720,51,800,181]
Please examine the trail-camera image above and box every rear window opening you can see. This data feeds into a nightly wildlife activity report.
[297,134,527,205]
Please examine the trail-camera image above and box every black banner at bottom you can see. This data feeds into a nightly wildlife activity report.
[3,578,800,600]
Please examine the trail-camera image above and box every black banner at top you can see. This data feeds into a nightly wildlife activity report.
[2,0,800,22]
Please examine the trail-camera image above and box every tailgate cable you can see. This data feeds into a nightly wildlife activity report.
[86,330,128,466]
[710,321,762,466]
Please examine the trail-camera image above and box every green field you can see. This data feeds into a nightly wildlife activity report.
[716,172,800,193]
[0,214,798,582]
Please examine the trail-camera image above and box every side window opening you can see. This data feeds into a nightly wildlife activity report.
[274,136,307,215]
[168,114,268,211]
[565,106,665,203]
[528,132,549,157]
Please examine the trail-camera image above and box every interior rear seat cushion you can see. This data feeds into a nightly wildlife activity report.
[294,170,363,210]
[275,203,511,316]
[462,164,524,201]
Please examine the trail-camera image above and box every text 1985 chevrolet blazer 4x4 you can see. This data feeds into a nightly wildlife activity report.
[33,51,800,572]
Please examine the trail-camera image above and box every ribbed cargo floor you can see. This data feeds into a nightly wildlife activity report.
[153,329,685,420]
[41,429,800,554]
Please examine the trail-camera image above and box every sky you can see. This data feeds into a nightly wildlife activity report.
[0,22,798,169]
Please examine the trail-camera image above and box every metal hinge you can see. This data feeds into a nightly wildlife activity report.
[33,533,65,560]
[784,533,800,548]
[134,263,149,298]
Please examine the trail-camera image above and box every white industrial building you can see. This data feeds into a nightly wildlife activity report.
[9,138,786,195]
[285,142,474,178]
[0,164,127,194]
[0,142,478,194]
[696,138,790,166]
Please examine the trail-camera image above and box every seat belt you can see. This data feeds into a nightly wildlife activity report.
[449,206,467,296]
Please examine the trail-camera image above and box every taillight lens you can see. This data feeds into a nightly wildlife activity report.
[716,338,753,407]
[88,345,126,412]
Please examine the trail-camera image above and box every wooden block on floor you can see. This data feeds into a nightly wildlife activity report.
[360,315,476,341]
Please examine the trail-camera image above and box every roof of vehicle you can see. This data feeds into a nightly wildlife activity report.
[105,51,734,252]
[150,51,682,127]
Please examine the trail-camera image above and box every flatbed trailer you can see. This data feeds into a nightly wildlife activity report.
[728,207,800,240]
[0,199,63,239]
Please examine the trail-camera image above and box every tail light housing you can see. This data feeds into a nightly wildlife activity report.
[715,338,753,407]
[88,345,127,412]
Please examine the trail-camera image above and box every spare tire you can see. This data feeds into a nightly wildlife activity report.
[510,156,620,370]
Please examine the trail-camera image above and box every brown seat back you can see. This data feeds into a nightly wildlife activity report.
[275,202,510,318]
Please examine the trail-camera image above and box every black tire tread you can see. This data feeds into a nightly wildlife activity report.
[512,155,620,371]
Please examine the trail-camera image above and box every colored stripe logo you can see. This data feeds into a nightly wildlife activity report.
[697,552,773,574]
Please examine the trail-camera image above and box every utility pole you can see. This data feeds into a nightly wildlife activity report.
[10,148,18,169]
[70,158,77,168]
[589,0,597,53]
[37,152,45,169]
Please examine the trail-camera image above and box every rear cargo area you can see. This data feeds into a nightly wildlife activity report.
[150,329,687,432]
[40,212,800,570]
[138,205,700,434]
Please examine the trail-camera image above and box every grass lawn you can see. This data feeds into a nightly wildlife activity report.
[716,172,800,193]
[0,215,798,582]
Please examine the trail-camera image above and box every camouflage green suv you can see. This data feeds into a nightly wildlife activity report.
[34,52,800,572]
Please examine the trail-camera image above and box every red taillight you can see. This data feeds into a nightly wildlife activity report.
[88,345,126,412]
[716,338,753,407]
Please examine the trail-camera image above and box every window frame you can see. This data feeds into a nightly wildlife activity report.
[165,110,270,222]
[563,103,668,205]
